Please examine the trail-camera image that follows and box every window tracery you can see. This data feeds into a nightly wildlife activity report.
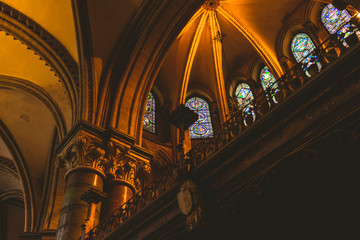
[185,97,213,139]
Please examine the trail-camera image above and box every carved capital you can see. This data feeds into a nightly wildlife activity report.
[102,142,151,190]
[56,122,153,189]
[57,135,106,174]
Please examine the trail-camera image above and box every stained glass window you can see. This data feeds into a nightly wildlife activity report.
[260,66,279,102]
[337,23,360,47]
[235,83,255,122]
[321,4,351,34]
[186,97,213,139]
[143,92,155,133]
[321,4,359,47]
[291,33,322,77]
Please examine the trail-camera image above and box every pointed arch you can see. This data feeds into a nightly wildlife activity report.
[0,120,33,232]
[0,2,78,124]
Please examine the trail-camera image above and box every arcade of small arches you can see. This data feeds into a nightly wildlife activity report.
[143,3,359,140]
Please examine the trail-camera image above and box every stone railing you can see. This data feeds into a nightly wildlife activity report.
[83,20,360,240]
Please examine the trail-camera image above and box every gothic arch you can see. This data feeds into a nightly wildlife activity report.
[0,2,79,125]
[0,75,67,138]
[276,19,321,71]
[0,120,33,232]
[95,0,205,144]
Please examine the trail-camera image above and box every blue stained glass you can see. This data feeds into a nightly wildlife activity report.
[186,97,213,139]
[143,92,155,133]
[291,33,322,77]
[321,4,351,34]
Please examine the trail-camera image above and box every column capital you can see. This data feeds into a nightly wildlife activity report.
[102,141,151,191]
[56,121,153,190]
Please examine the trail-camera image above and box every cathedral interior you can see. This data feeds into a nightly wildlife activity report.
[0,0,360,239]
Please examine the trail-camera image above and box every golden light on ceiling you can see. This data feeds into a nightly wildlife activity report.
[180,11,208,104]
[209,10,229,119]
[179,0,283,112]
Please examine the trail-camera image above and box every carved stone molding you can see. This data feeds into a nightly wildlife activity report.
[102,142,151,190]
[0,2,79,121]
[0,156,18,177]
[57,135,105,173]
[56,122,153,189]
[0,2,79,85]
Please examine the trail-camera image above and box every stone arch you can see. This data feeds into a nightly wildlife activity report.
[0,2,79,125]
[0,120,33,232]
[0,75,67,138]
[276,19,321,72]
[95,0,205,145]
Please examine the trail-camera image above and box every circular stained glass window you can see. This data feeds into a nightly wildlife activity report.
[293,37,307,52]
[189,99,204,109]
[325,8,340,24]
[192,124,208,136]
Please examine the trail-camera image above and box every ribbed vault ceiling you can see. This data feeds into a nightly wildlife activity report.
[155,0,308,112]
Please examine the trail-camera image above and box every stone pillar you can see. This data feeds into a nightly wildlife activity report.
[100,180,134,218]
[100,140,151,219]
[55,123,153,238]
[55,127,107,240]
[57,167,104,240]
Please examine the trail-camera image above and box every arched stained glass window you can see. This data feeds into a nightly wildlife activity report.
[321,4,351,34]
[143,92,155,133]
[291,33,321,77]
[337,23,360,47]
[260,66,279,102]
[185,97,213,139]
[235,83,255,117]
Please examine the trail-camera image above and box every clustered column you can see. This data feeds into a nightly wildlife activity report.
[55,124,152,240]
[100,141,151,219]
[55,134,106,240]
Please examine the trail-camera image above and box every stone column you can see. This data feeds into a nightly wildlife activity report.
[100,141,151,219]
[55,131,107,240]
